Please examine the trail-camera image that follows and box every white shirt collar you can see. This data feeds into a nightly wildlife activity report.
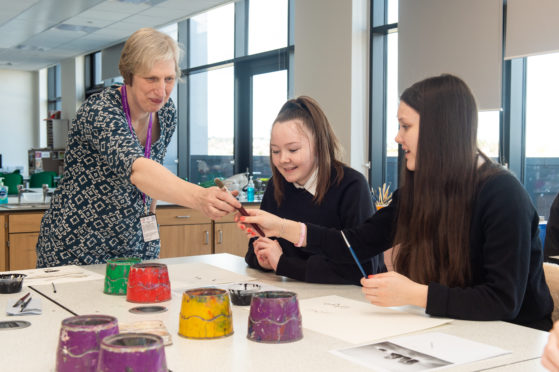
[293,168,318,196]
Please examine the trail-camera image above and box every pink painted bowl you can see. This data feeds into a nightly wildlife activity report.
[247,291,303,343]
[96,333,167,372]
[55,315,119,372]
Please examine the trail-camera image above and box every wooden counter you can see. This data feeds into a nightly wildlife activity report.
[0,203,259,270]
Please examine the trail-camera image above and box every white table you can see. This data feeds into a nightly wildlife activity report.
[0,254,550,372]
[0,288,75,370]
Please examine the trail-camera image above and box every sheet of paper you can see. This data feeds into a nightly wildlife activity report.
[299,295,452,344]
[331,332,510,371]
[167,262,256,291]
[120,320,172,346]
[1,265,104,286]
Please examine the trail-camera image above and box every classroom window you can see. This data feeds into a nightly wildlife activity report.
[370,0,399,193]
[188,67,235,185]
[248,0,288,55]
[477,111,499,159]
[252,69,288,178]
[524,52,559,219]
[182,0,292,185]
[189,3,234,68]
[47,64,61,113]
[84,51,103,99]
[385,31,398,190]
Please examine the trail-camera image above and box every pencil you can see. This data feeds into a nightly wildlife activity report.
[340,231,367,278]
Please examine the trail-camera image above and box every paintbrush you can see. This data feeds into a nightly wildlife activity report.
[12,292,30,308]
[19,296,32,312]
[214,178,265,237]
[340,231,370,278]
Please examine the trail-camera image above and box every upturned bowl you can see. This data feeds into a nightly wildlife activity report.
[0,273,26,294]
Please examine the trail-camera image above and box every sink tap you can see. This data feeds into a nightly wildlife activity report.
[17,184,33,204]
[42,184,54,203]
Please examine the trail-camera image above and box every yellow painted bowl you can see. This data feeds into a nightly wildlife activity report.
[178,288,233,339]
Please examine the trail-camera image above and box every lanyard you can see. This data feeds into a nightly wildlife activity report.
[121,84,153,211]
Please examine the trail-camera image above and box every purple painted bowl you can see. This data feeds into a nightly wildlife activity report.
[55,315,119,372]
[96,333,167,372]
[247,291,303,343]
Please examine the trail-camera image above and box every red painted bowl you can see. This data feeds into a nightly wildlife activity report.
[126,263,171,303]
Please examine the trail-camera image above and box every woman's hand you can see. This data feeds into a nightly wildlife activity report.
[360,271,428,308]
[253,237,283,271]
[543,321,559,371]
[195,187,241,220]
[234,209,284,238]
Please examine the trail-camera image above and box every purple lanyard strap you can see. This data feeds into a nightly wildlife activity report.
[121,84,153,208]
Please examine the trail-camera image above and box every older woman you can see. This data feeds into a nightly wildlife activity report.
[36,28,240,267]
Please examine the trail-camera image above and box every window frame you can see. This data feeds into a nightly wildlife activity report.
[47,64,61,112]
[178,0,294,180]
[369,0,399,192]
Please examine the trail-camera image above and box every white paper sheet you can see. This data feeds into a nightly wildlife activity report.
[2,265,104,286]
[299,295,452,344]
[166,262,256,290]
[331,332,510,371]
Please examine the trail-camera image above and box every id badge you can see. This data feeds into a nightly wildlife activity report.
[140,214,160,242]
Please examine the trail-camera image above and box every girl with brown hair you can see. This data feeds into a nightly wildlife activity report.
[238,75,553,330]
[244,96,384,284]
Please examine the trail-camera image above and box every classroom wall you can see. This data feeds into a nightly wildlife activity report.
[0,69,40,176]
[294,0,370,178]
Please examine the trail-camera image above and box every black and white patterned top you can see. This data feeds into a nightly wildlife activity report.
[36,85,176,268]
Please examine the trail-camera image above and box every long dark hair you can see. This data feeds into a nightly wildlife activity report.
[270,96,345,206]
[393,74,498,287]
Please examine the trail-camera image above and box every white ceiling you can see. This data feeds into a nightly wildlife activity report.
[0,0,230,71]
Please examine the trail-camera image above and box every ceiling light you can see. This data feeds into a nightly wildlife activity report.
[56,24,101,33]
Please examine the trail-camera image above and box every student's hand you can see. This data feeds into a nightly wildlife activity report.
[195,187,241,220]
[253,237,283,271]
[543,321,559,371]
[360,271,428,308]
[235,209,284,238]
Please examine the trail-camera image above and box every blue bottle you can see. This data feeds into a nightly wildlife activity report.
[247,176,255,202]
[0,177,7,204]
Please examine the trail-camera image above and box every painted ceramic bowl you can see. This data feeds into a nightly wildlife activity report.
[55,315,119,372]
[103,257,141,295]
[247,291,303,343]
[126,263,171,303]
[96,333,167,372]
[228,283,261,306]
[0,273,26,294]
[178,288,233,339]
